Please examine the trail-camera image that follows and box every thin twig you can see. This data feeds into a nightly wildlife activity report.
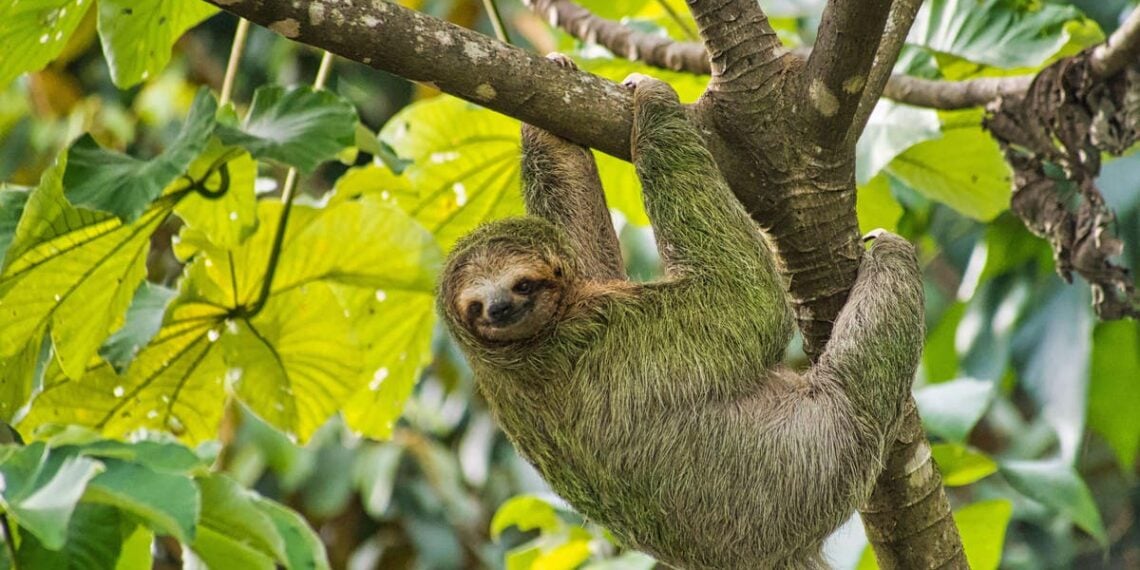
[654,0,697,40]
[482,0,512,43]
[220,19,251,106]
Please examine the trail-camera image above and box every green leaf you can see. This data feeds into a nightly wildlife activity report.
[908,0,1088,69]
[379,96,524,249]
[253,497,331,570]
[1012,283,1092,462]
[96,0,217,88]
[216,86,357,173]
[856,174,903,234]
[19,302,229,444]
[341,288,437,440]
[491,495,563,539]
[221,284,365,443]
[0,443,103,549]
[955,499,1012,570]
[1089,321,1140,472]
[914,378,995,442]
[0,331,44,423]
[931,443,998,486]
[1000,460,1107,545]
[0,154,170,379]
[64,88,217,221]
[173,139,259,248]
[65,438,206,474]
[0,187,29,268]
[99,282,177,373]
[885,122,1011,221]
[856,101,941,184]
[83,459,199,541]
[16,504,130,569]
[0,0,92,88]
[191,475,287,568]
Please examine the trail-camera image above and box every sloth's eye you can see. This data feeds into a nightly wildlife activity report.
[466,301,483,320]
[513,279,536,295]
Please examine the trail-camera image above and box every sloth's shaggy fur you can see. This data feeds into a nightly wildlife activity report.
[439,73,924,569]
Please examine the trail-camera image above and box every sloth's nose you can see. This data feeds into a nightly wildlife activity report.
[487,300,513,323]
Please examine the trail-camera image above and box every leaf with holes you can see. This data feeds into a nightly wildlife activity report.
[19,302,229,444]
[380,96,524,250]
[341,288,437,440]
[0,154,172,380]
[0,0,93,88]
[221,284,365,443]
[97,0,218,88]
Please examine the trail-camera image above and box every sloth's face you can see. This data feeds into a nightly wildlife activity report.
[454,252,566,342]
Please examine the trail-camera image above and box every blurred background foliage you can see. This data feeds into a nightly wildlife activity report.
[1,0,1139,568]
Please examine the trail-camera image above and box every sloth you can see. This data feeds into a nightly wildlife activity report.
[439,58,924,570]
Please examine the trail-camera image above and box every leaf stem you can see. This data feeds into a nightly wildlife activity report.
[482,0,512,43]
[655,0,697,40]
[1,514,19,570]
[240,51,336,319]
[220,19,252,106]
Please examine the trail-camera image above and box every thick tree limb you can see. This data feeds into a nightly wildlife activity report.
[849,0,924,142]
[688,0,786,89]
[200,0,634,159]
[802,0,892,147]
[521,0,710,73]
[1091,6,1140,78]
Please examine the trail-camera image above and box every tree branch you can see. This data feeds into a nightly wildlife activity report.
[200,0,634,159]
[522,0,710,73]
[802,0,892,147]
[884,74,1034,109]
[688,0,787,89]
[848,0,924,143]
[1091,5,1140,78]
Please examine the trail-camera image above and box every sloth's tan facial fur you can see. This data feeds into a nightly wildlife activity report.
[452,251,565,342]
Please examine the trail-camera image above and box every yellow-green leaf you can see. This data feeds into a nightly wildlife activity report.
[931,443,998,487]
[96,0,218,89]
[856,174,903,234]
[0,154,170,379]
[956,499,1012,570]
[173,139,258,248]
[222,284,365,443]
[19,302,229,444]
[0,0,92,88]
[341,288,437,440]
[491,495,563,539]
[380,96,524,250]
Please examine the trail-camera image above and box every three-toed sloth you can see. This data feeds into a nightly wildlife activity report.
[439,58,924,570]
